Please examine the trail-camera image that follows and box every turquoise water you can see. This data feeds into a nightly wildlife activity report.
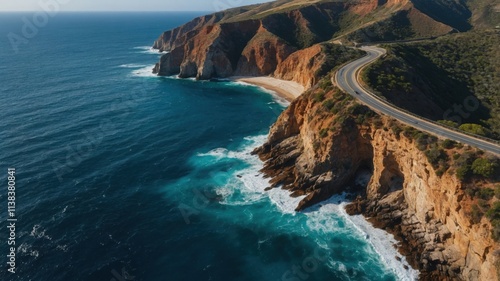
[0,12,417,281]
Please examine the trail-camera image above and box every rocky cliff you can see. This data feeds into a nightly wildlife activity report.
[149,1,500,279]
[254,84,499,280]
[151,0,469,85]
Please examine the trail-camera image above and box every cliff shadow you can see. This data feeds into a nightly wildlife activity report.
[378,152,404,195]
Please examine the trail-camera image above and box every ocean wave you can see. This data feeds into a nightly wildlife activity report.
[133,46,169,55]
[130,65,157,78]
[197,134,304,213]
[18,243,39,258]
[30,224,52,240]
[230,81,290,107]
[305,195,419,281]
[118,63,149,68]
[198,133,418,280]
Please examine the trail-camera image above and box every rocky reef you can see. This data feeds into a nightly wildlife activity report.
[254,85,499,280]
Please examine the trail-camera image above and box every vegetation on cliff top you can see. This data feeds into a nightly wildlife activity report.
[363,30,500,138]
[392,123,500,241]
[316,44,364,77]
[317,83,500,241]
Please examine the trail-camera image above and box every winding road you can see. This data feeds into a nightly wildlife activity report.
[335,46,500,155]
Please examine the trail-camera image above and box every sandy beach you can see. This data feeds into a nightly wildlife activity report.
[230,76,305,102]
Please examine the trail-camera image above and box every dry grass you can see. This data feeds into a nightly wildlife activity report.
[222,0,343,22]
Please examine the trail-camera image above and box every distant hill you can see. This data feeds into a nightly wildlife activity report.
[151,0,494,83]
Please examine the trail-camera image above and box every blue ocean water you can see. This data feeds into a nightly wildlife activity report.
[0,13,417,281]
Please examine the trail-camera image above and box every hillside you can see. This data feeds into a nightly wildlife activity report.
[363,30,500,138]
[151,0,477,83]
[467,0,500,27]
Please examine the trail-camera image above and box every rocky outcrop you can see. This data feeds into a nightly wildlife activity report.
[273,44,325,89]
[255,87,499,280]
[235,27,296,77]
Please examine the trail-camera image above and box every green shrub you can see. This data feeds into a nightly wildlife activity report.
[374,119,383,129]
[319,79,332,91]
[391,125,403,139]
[479,199,491,211]
[456,166,471,181]
[319,128,329,138]
[471,204,483,224]
[438,120,459,128]
[355,115,365,125]
[322,99,335,110]
[441,139,456,149]
[495,185,500,199]
[465,187,476,198]
[471,158,498,178]
[459,123,490,137]
[491,219,500,241]
[436,167,447,177]
[425,147,448,168]
[330,106,340,114]
[477,188,495,200]
[348,104,368,116]
[314,91,325,102]
[454,152,476,181]
[402,126,416,138]
[487,202,500,221]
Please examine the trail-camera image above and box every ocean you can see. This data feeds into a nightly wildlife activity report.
[0,12,418,281]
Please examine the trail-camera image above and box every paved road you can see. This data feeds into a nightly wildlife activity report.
[335,46,500,155]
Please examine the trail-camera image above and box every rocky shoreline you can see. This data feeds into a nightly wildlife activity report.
[347,193,468,280]
[253,87,498,280]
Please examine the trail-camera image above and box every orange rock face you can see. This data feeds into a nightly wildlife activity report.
[152,0,465,84]
[274,44,325,88]
[255,88,499,281]
[235,27,297,76]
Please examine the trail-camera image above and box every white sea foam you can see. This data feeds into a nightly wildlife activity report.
[231,81,290,107]
[118,63,149,68]
[130,65,158,78]
[198,134,419,280]
[30,224,52,240]
[197,147,229,159]
[258,87,290,107]
[133,46,168,55]
[197,135,302,212]
[304,195,419,281]
[124,65,290,107]
[18,243,39,258]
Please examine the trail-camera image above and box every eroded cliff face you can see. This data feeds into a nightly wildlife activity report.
[151,13,336,87]
[273,44,325,88]
[255,86,499,280]
[151,0,463,86]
